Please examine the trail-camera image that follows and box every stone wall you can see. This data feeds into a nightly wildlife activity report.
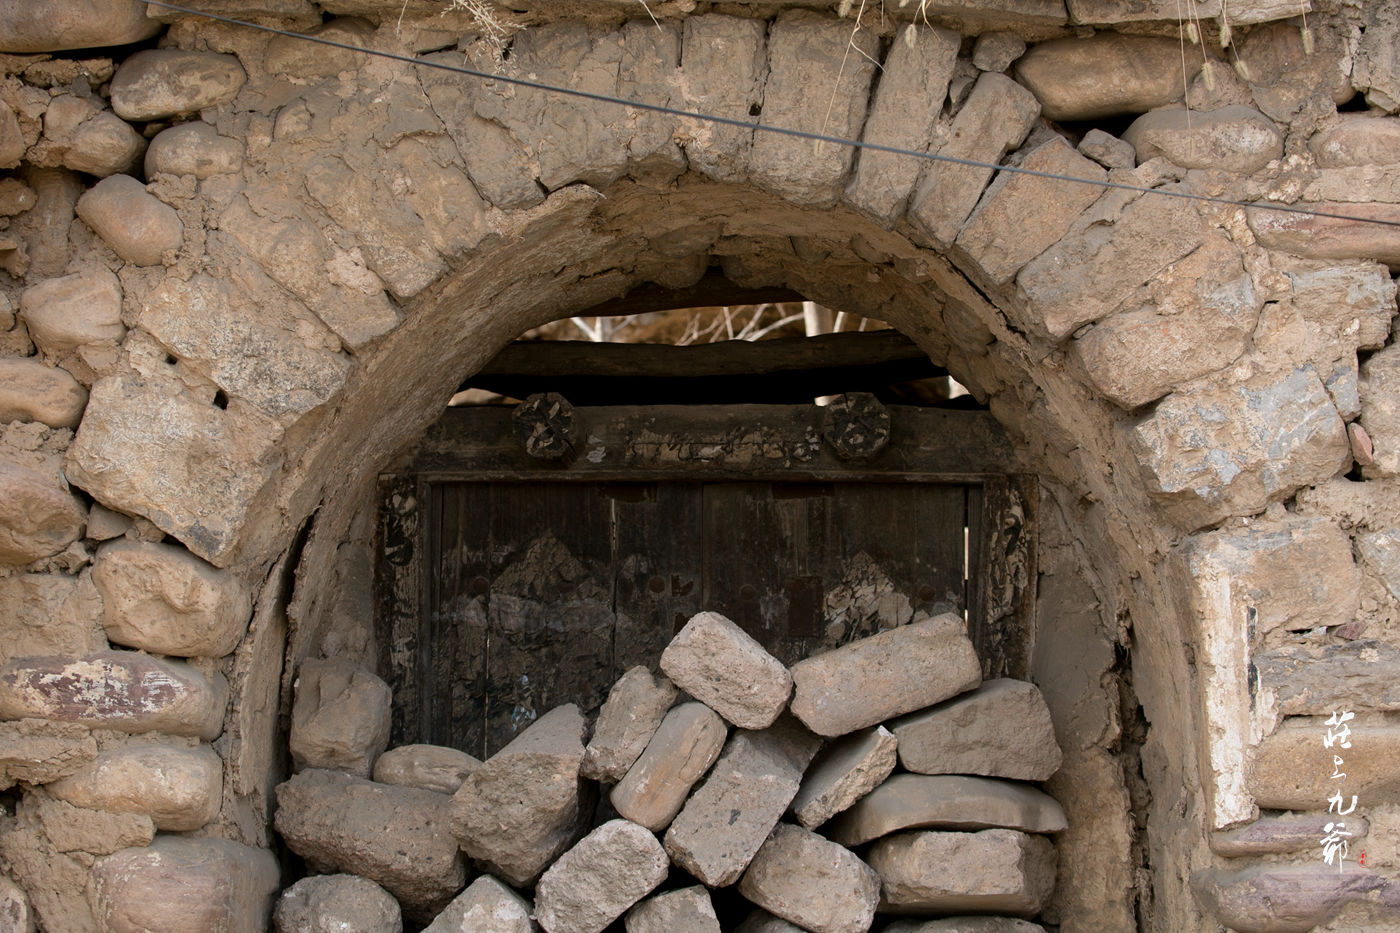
[0,0,1397,931]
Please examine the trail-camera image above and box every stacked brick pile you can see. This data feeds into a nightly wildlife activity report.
[272,610,1066,932]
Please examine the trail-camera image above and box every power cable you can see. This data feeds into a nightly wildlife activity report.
[141,0,1400,230]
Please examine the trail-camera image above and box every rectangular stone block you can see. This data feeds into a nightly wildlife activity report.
[663,716,820,887]
[535,819,669,933]
[611,701,727,831]
[892,678,1062,781]
[867,829,1056,916]
[660,612,791,729]
[625,886,720,933]
[738,823,880,933]
[789,613,980,737]
[1256,641,1400,715]
[1248,717,1400,810]
[790,725,897,829]
[582,666,677,782]
[676,15,766,183]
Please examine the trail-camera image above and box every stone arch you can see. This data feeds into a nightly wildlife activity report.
[2,2,1398,931]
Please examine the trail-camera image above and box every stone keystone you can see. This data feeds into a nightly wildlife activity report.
[661,612,792,729]
[91,539,252,658]
[581,666,678,782]
[534,819,669,933]
[0,651,228,740]
[827,774,1068,847]
[451,704,588,887]
[790,725,898,829]
[612,701,727,831]
[892,678,1062,781]
[868,829,1057,916]
[738,823,880,933]
[789,612,981,737]
[664,715,821,887]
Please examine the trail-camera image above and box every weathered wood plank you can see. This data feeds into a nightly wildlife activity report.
[376,475,424,748]
[407,405,1019,480]
[427,484,489,756]
[611,483,704,677]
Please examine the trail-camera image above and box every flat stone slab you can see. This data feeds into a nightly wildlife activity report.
[882,919,1048,932]
[1191,864,1388,933]
[827,774,1068,847]
[1211,813,1369,857]
[612,701,727,831]
[892,679,1062,781]
[790,725,897,829]
[374,743,481,795]
[582,666,677,782]
[867,829,1056,916]
[451,704,587,887]
[625,886,720,933]
[423,875,536,933]
[660,612,792,729]
[534,819,668,933]
[738,823,880,933]
[1248,718,1400,809]
[789,613,981,737]
[664,716,821,887]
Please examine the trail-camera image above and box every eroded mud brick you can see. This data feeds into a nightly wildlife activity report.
[451,704,587,887]
[892,679,1062,781]
[663,716,820,887]
[738,823,880,933]
[867,829,1056,916]
[612,701,727,831]
[789,613,980,737]
[534,819,669,933]
[660,612,792,729]
[582,666,678,782]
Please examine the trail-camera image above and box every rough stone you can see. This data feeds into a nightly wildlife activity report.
[660,612,791,730]
[972,33,1026,72]
[789,612,980,738]
[790,725,897,829]
[0,102,20,170]
[1236,21,1353,121]
[373,743,480,795]
[734,912,805,933]
[1282,260,1396,354]
[1184,516,1361,639]
[0,807,95,933]
[66,373,284,566]
[663,716,821,887]
[264,17,374,78]
[75,174,182,266]
[738,823,880,933]
[0,0,161,52]
[1310,116,1400,168]
[893,679,1059,780]
[29,792,154,855]
[749,11,877,206]
[0,875,34,933]
[290,658,391,778]
[1130,365,1351,529]
[273,874,403,933]
[90,835,280,933]
[677,15,766,184]
[110,50,247,121]
[1191,864,1389,933]
[0,650,228,739]
[422,875,535,933]
[0,460,85,566]
[581,665,677,782]
[624,886,719,933]
[1017,187,1208,339]
[1072,234,1261,408]
[882,920,1047,933]
[146,121,245,178]
[954,136,1106,285]
[139,272,352,419]
[1247,202,1400,268]
[0,718,96,788]
[1212,813,1369,857]
[1249,718,1400,809]
[827,774,1068,847]
[908,73,1040,248]
[1356,2,1400,112]
[1362,343,1400,476]
[1122,106,1282,174]
[1359,530,1400,603]
[63,109,146,178]
[0,571,104,669]
[17,265,124,352]
[274,768,466,920]
[451,703,587,887]
[868,829,1057,916]
[1077,128,1136,169]
[845,23,958,226]
[0,359,86,428]
[615,20,686,186]
[46,743,221,831]
[535,819,669,933]
[92,538,252,658]
[1015,35,1192,120]
[612,701,727,831]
